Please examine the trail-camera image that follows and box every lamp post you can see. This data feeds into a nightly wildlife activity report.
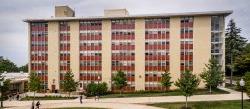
[97,75,100,97]
[97,75,100,84]
[0,81,3,108]
[240,78,245,109]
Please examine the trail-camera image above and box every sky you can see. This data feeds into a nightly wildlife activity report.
[0,0,249,66]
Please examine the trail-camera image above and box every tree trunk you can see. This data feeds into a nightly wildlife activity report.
[120,89,122,96]
[230,53,233,86]
[209,85,212,94]
[68,92,71,98]
[185,96,188,108]
[33,91,35,109]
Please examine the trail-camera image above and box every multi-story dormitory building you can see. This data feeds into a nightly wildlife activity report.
[24,6,232,92]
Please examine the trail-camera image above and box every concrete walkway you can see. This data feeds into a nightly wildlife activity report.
[4,87,249,109]
[5,100,163,109]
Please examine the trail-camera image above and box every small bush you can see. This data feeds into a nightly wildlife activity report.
[245,72,250,97]
[86,82,108,97]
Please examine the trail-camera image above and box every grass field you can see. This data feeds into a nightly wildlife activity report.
[149,100,250,109]
[100,88,229,98]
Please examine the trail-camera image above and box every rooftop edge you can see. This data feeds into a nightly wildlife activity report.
[24,10,233,22]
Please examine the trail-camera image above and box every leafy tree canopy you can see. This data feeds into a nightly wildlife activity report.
[244,72,250,97]
[0,56,19,73]
[225,19,247,65]
[160,70,173,90]
[28,71,41,92]
[200,58,224,92]
[175,70,200,97]
[18,64,28,72]
[112,70,127,90]
[234,53,250,75]
[61,70,78,95]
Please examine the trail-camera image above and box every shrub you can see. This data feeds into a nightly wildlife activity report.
[245,72,250,97]
[86,82,108,96]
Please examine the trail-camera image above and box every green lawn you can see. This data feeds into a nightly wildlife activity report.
[52,107,105,109]
[148,100,250,109]
[20,96,77,101]
[100,88,229,98]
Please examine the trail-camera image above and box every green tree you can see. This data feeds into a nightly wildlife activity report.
[234,53,250,75]
[244,72,250,97]
[200,58,224,93]
[243,43,250,54]
[160,70,173,91]
[0,56,19,73]
[112,70,127,95]
[225,19,247,84]
[86,82,108,97]
[28,71,41,102]
[19,64,28,72]
[0,75,10,107]
[61,70,78,97]
[175,70,200,108]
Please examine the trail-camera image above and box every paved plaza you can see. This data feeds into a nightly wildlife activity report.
[4,87,249,109]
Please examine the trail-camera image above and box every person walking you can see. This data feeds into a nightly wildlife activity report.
[79,94,83,104]
[31,101,34,109]
[16,94,20,100]
[36,101,40,109]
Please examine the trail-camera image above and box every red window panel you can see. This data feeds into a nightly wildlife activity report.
[79,75,83,80]
[130,77,135,81]
[111,36,116,40]
[181,23,185,28]
[86,36,91,40]
[86,74,90,80]
[188,22,193,27]
[60,46,70,51]
[189,33,193,38]
[60,75,64,80]
[80,66,85,70]
[111,66,115,71]
[181,44,193,49]
[180,55,193,60]
[180,65,193,71]
[31,66,35,70]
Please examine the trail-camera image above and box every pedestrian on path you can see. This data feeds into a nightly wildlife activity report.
[36,101,40,109]
[94,94,99,101]
[80,94,83,104]
[16,94,20,100]
[31,101,34,109]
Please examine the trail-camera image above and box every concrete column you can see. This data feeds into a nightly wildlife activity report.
[135,18,145,90]
[28,23,31,74]
[193,16,211,88]
[101,20,112,90]
[48,22,60,90]
[169,17,181,90]
[69,21,80,82]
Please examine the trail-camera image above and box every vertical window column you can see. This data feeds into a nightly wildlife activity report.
[211,16,224,64]
[79,20,102,89]
[30,22,48,91]
[111,19,135,92]
[59,21,71,86]
[145,18,170,91]
[180,17,193,73]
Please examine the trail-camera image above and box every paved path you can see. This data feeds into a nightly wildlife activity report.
[4,100,163,109]
[4,87,249,109]
[225,79,237,85]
